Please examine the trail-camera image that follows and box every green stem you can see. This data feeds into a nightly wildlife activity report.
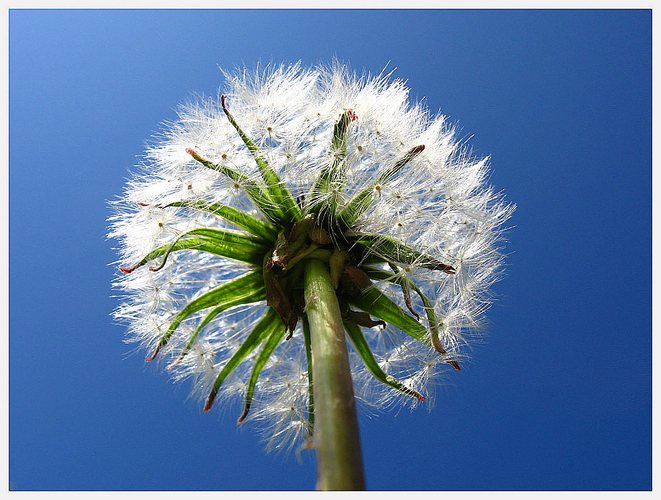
[304,259,365,491]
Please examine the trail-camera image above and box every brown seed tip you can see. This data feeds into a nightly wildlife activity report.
[137,202,150,207]
[412,144,425,154]
[450,360,462,371]
[347,109,358,121]
[221,95,228,112]
[145,345,161,363]
[435,262,456,275]
[186,148,206,163]
[118,264,138,274]
[237,408,249,425]
[203,397,214,413]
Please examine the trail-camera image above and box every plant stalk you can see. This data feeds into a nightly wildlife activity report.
[304,259,365,490]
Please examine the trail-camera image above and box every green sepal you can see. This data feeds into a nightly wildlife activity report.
[345,279,429,345]
[187,149,284,223]
[221,96,302,222]
[203,308,280,412]
[347,232,455,274]
[375,145,426,185]
[337,189,372,228]
[368,265,419,318]
[364,266,461,371]
[343,320,424,401]
[338,145,425,226]
[306,110,356,217]
[168,284,268,369]
[237,315,288,423]
[163,200,278,242]
[119,239,228,275]
[125,227,268,274]
[146,270,265,362]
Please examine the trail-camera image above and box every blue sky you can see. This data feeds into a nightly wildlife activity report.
[9,9,651,490]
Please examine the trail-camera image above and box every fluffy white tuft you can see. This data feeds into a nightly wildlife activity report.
[109,62,513,451]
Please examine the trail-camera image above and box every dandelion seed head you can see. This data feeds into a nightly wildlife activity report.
[110,61,513,452]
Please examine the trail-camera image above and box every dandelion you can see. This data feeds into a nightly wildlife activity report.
[109,62,513,490]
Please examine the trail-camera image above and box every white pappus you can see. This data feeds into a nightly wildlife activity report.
[109,61,514,453]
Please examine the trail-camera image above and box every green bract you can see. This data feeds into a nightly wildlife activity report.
[120,100,459,427]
